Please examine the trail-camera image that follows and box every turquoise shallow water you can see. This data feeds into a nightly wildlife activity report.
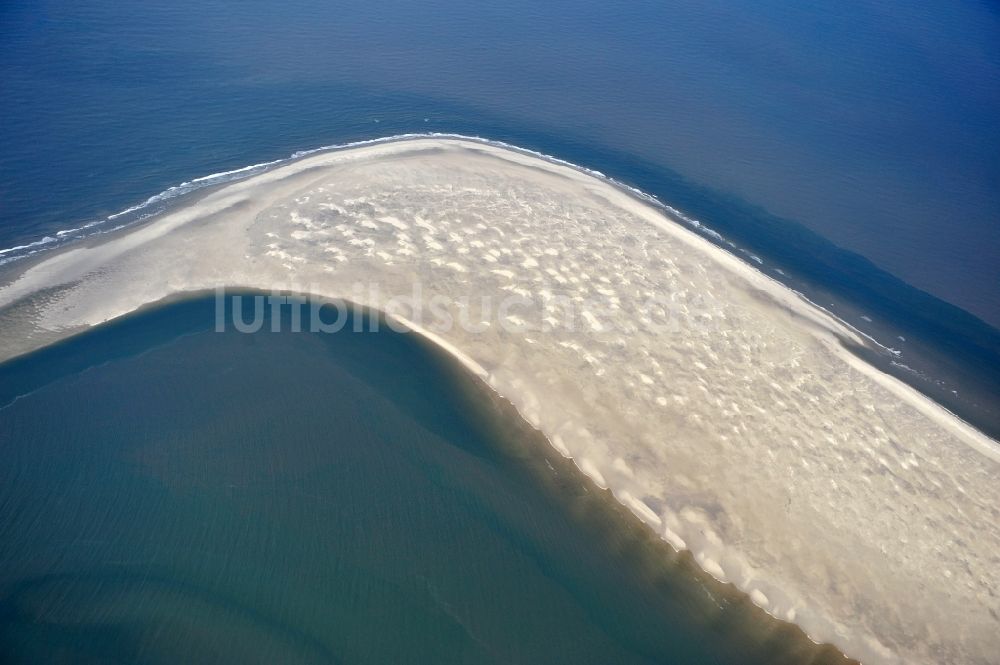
[0,295,852,664]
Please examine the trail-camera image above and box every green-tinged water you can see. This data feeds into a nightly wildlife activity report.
[0,294,849,664]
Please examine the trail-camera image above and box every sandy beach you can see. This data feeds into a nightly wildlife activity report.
[1,136,997,664]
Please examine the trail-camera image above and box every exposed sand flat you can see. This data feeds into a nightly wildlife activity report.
[1,137,997,664]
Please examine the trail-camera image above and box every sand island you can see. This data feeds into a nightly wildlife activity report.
[0,137,997,664]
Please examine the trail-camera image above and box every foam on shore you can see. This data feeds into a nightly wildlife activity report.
[0,137,997,664]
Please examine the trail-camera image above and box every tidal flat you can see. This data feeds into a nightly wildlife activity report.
[0,137,997,664]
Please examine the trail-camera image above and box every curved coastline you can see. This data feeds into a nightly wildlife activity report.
[4,133,997,443]
[0,134,994,456]
[0,137,998,664]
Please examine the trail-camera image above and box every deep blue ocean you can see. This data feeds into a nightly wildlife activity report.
[1,1,998,422]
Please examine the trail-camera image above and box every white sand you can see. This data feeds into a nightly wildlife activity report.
[1,137,998,664]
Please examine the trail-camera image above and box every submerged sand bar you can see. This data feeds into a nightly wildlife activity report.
[1,137,998,664]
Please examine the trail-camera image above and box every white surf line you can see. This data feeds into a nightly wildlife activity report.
[0,131,933,369]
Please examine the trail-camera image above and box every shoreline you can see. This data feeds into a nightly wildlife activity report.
[3,133,996,441]
[1,136,997,663]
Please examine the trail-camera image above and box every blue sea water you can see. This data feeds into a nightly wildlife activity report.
[0,1,998,420]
